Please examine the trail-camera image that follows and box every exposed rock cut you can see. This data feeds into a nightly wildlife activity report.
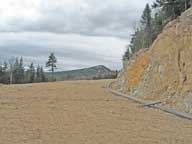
[121,8,192,113]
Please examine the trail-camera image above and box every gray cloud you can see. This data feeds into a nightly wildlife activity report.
[0,0,153,70]
[0,0,154,38]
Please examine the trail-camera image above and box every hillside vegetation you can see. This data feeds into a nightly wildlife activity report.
[123,0,192,61]
[46,65,117,81]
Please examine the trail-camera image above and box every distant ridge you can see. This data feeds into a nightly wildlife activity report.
[46,65,117,81]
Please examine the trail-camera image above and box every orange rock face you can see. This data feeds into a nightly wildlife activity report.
[127,49,150,92]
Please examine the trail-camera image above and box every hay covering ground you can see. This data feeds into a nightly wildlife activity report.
[0,80,191,143]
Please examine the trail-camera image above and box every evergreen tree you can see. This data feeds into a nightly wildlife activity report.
[25,69,31,83]
[28,63,35,83]
[0,63,4,83]
[128,28,144,54]
[123,46,132,62]
[40,66,46,82]
[0,58,47,84]
[13,57,25,84]
[152,0,191,21]
[124,4,153,59]
[141,4,152,48]
[3,62,8,71]
[19,57,25,83]
[151,10,164,41]
[0,62,10,84]
[13,58,20,84]
[36,64,41,82]
[2,62,9,84]
[46,53,57,81]
[8,58,15,85]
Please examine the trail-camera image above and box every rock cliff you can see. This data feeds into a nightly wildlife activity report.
[121,8,192,113]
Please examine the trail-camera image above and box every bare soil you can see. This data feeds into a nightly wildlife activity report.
[0,80,191,144]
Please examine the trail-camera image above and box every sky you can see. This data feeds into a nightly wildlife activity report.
[0,0,154,71]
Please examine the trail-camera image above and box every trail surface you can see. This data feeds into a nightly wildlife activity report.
[0,80,191,144]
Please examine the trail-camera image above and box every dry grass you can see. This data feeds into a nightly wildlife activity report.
[0,80,191,144]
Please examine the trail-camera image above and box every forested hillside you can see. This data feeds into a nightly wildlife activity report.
[0,56,116,84]
[0,57,47,84]
[46,65,117,81]
[123,0,192,61]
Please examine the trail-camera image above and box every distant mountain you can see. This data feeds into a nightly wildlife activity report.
[46,65,117,81]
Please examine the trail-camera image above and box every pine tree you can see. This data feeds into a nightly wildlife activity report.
[28,63,35,83]
[36,64,41,82]
[13,58,20,84]
[19,57,25,83]
[46,53,57,81]
[8,58,15,84]
[13,57,25,84]
[2,62,9,84]
[151,10,164,41]
[129,29,144,53]
[25,69,30,83]
[124,4,153,59]
[123,45,132,62]
[0,63,3,83]
[152,0,191,21]
[141,3,152,48]
[40,66,46,82]
[3,62,8,72]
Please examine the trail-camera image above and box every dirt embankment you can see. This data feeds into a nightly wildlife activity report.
[119,8,192,113]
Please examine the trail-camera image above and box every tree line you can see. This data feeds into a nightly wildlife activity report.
[123,0,192,61]
[0,53,57,84]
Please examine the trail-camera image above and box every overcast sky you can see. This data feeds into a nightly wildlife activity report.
[0,0,153,71]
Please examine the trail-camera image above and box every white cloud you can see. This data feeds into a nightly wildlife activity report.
[0,0,41,21]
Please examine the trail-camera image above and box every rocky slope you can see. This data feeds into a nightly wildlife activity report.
[119,8,192,113]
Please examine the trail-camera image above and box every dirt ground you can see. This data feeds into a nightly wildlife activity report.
[0,80,191,144]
